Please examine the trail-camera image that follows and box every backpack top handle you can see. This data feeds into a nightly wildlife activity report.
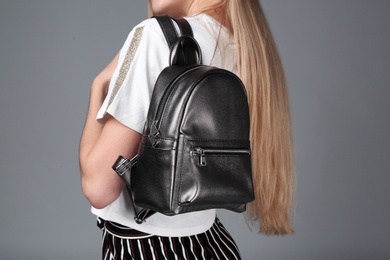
[154,15,202,66]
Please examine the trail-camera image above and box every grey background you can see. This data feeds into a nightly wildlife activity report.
[1,0,389,259]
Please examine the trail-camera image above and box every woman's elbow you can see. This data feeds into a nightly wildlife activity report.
[88,197,111,210]
[82,187,106,209]
[81,176,122,209]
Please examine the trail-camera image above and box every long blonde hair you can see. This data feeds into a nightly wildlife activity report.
[149,0,295,236]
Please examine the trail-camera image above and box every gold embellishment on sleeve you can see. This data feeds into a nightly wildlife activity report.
[106,26,144,109]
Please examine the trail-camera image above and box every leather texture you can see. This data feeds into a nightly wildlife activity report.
[113,16,254,224]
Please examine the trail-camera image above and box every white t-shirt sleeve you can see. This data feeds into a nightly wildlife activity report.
[96,20,169,133]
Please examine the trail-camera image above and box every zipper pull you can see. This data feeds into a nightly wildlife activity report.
[193,147,207,166]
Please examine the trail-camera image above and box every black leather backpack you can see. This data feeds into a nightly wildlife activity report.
[113,16,254,224]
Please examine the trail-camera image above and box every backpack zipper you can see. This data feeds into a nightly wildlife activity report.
[191,147,251,166]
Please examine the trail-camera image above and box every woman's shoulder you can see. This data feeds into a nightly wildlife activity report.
[128,17,167,39]
[118,18,167,57]
[133,17,160,31]
[128,13,227,39]
[119,14,234,69]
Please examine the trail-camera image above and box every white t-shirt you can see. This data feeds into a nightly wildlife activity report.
[93,13,236,237]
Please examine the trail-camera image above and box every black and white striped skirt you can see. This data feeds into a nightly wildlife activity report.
[98,217,241,259]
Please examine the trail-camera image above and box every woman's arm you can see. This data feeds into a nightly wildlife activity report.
[79,52,142,209]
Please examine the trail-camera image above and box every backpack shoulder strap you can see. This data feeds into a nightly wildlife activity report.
[153,15,199,65]
[171,17,194,37]
[154,16,179,49]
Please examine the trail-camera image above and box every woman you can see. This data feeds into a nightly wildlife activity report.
[79,0,295,258]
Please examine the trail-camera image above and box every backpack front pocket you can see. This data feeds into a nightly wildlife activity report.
[177,140,254,213]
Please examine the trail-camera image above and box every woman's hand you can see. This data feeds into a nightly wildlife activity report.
[79,51,142,209]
